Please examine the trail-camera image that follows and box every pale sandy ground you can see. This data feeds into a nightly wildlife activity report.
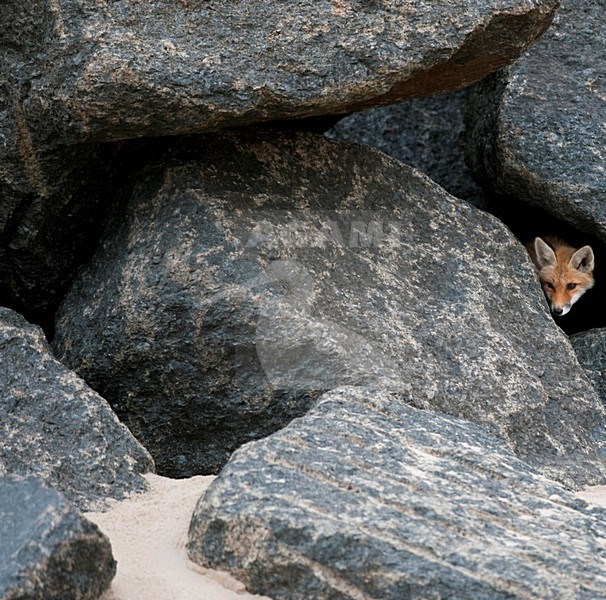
[577,485,606,509]
[86,473,269,600]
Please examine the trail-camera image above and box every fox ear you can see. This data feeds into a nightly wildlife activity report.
[570,245,595,273]
[534,237,556,268]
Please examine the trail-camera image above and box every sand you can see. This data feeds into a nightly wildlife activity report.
[86,473,268,600]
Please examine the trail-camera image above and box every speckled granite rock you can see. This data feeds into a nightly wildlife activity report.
[326,88,488,208]
[188,387,606,600]
[4,0,559,147]
[0,475,115,600]
[0,307,153,510]
[53,129,606,485]
[571,328,606,404]
[466,0,606,238]
[0,0,559,315]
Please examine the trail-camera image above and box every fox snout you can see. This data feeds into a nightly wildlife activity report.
[545,281,584,316]
[549,300,571,317]
[526,236,595,317]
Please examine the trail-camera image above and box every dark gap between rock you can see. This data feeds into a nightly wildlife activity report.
[484,194,606,336]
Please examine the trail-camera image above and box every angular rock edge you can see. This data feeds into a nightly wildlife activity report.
[1,307,154,511]
[189,387,606,600]
[571,328,606,405]
[52,128,606,486]
[326,88,488,208]
[0,475,116,600]
[465,0,606,240]
[3,0,559,148]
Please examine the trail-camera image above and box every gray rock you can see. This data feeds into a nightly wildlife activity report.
[326,89,488,209]
[3,0,559,148]
[0,307,153,511]
[1,0,559,316]
[0,0,567,328]
[188,387,606,600]
[466,0,606,239]
[53,129,606,486]
[0,0,560,316]
[0,475,115,600]
[571,328,606,403]
[0,0,127,315]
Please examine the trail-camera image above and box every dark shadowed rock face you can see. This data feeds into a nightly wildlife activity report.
[53,129,606,485]
[326,88,488,209]
[188,387,606,600]
[0,475,115,600]
[0,307,153,511]
[466,0,606,240]
[3,0,559,147]
[0,140,124,322]
[571,328,606,404]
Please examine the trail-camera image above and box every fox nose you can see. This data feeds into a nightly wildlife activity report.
[552,307,564,316]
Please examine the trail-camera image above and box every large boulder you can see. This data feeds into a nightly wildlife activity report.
[1,0,559,319]
[4,0,559,148]
[188,387,606,599]
[0,307,153,510]
[53,129,606,485]
[0,475,115,600]
[326,89,488,209]
[466,0,606,239]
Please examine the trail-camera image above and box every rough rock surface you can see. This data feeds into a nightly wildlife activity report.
[189,387,606,600]
[0,307,153,510]
[326,88,488,208]
[0,0,557,322]
[466,0,606,239]
[571,328,606,404]
[0,475,115,600]
[0,0,558,318]
[53,129,606,485]
[4,0,559,147]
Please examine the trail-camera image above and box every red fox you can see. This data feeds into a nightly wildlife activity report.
[526,236,595,316]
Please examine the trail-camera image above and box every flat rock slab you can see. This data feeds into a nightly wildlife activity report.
[0,307,153,511]
[53,129,606,485]
[0,475,115,600]
[466,0,606,239]
[4,0,558,147]
[188,387,606,600]
[326,89,488,208]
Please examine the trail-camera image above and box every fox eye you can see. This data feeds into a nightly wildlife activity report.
[544,282,555,290]
[567,283,577,290]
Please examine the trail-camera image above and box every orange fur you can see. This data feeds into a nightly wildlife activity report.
[525,236,594,316]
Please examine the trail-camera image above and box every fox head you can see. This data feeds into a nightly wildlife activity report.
[532,237,595,316]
